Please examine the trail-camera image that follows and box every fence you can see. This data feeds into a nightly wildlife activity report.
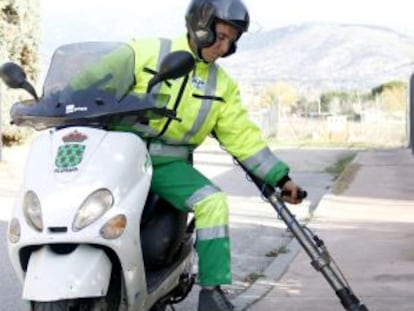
[250,108,408,148]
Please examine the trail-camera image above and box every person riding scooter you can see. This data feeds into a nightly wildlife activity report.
[111,0,304,310]
[111,1,305,310]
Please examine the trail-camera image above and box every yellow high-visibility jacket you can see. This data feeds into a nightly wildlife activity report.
[127,35,289,186]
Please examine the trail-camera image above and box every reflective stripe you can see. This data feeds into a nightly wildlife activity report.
[148,142,191,158]
[182,64,218,143]
[132,38,171,138]
[159,136,187,145]
[158,38,172,69]
[256,156,279,177]
[150,38,172,95]
[117,116,160,136]
[241,147,281,178]
[149,135,191,145]
[185,184,221,210]
[196,225,229,241]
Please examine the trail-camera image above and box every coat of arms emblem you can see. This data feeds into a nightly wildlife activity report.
[55,130,88,170]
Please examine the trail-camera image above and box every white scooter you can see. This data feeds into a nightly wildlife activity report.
[1,42,196,311]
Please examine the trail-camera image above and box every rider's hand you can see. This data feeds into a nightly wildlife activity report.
[281,180,304,204]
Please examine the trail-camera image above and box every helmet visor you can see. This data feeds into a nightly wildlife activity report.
[214,0,249,32]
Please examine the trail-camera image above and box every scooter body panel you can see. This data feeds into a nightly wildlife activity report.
[8,127,160,309]
[22,244,112,301]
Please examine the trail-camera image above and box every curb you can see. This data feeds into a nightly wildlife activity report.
[231,238,301,310]
[231,196,319,311]
[231,192,331,310]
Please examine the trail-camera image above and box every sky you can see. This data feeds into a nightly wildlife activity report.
[41,0,414,40]
[39,0,414,79]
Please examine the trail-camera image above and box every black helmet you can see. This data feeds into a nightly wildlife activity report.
[185,0,250,57]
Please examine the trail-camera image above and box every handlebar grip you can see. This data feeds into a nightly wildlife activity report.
[281,189,307,200]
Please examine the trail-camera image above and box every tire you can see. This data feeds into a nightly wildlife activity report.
[149,303,167,311]
[33,302,59,311]
[33,300,77,311]
[32,298,113,311]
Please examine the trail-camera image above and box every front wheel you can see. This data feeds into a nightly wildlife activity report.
[32,298,114,311]
[149,303,167,311]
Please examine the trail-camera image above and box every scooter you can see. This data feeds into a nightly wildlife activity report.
[1,41,369,311]
[1,42,197,311]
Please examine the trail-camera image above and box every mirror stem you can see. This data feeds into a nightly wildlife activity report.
[22,81,39,101]
[146,77,161,93]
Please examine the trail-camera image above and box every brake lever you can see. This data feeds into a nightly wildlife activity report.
[158,107,182,122]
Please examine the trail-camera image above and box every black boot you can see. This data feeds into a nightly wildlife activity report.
[198,286,234,311]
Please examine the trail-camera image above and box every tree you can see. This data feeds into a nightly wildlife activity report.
[371,80,407,113]
[260,81,298,111]
[0,0,40,146]
[320,91,355,114]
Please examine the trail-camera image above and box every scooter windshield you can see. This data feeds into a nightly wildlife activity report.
[11,42,170,130]
[43,42,138,102]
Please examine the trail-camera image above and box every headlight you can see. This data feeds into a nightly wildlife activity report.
[72,189,114,231]
[23,190,43,231]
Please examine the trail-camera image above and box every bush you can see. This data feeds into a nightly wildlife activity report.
[0,0,40,146]
[1,124,33,146]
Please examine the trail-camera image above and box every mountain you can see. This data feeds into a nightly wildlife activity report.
[40,21,414,92]
[219,23,414,92]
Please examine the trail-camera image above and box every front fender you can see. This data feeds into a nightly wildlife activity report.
[23,245,112,301]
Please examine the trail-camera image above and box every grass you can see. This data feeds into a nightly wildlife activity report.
[330,162,361,195]
[265,246,290,258]
[325,153,357,178]
[243,246,292,284]
[244,272,266,283]
[325,152,361,195]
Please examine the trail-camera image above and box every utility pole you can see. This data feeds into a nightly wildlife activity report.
[410,73,414,154]
[0,88,2,162]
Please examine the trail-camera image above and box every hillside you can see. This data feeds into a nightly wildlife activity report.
[219,23,414,91]
[41,21,414,92]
